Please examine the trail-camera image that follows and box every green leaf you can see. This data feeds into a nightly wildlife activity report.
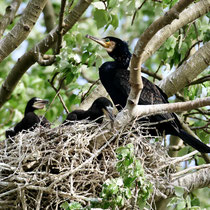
[111,14,119,29]
[166,36,177,49]
[93,9,108,29]
[81,52,90,63]
[174,186,185,197]
[108,0,117,9]
[60,201,70,210]
[177,200,186,210]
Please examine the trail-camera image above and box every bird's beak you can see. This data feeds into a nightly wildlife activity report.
[86,34,110,49]
[102,106,115,122]
[33,99,49,109]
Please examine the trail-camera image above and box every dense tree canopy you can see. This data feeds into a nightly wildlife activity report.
[0,0,209,209]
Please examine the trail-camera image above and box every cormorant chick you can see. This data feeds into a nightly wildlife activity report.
[86,35,210,153]
[6,97,49,138]
[63,97,114,125]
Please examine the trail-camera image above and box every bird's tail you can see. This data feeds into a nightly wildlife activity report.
[178,129,210,153]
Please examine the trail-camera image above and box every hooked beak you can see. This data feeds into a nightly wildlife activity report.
[33,99,49,109]
[102,106,115,122]
[86,34,110,49]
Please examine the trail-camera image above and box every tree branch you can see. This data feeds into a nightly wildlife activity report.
[159,41,210,97]
[43,1,56,33]
[141,0,210,64]
[0,0,48,62]
[0,0,22,38]
[0,0,93,109]
[55,0,67,55]
[127,0,194,108]
[131,97,210,118]
[155,168,210,201]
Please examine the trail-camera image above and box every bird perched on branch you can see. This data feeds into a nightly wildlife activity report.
[86,35,210,153]
[63,97,114,125]
[6,97,49,138]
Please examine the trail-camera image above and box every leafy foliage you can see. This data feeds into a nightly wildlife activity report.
[97,144,152,209]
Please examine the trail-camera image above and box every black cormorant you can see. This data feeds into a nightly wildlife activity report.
[63,97,114,125]
[6,97,49,138]
[86,35,210,153]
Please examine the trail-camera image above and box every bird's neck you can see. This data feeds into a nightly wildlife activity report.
[24,106,35,116]
[112,51,131,68]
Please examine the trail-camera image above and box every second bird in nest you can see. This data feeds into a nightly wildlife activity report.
[63,97,114,125]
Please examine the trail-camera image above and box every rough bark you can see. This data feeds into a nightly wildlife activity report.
[158,41,210,97]
[0,0,93,109]
[0,0,22,38]
[0,0,48,62]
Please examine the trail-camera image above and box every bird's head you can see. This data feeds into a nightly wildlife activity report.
[25,97,49,114]
[91,97,115,121]
[86,35,131,64]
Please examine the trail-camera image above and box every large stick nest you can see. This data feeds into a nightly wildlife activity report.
[0,120,175,209]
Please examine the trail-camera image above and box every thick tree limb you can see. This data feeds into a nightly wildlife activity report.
[155,168,210,201]
[116,97,210,127]
[0,0,22,38]
[0,0,93,109]
[0,0,48,63]
[159,42,210,97]
[131,97,210,118]
[141,0,210,64]
[128,0,194,108]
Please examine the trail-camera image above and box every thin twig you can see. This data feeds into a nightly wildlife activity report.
[178,40,202,67]
[81,79,100,102]
[141,66,162,80]
[131,0,147,25]
[48,72,69,114]
[187,75,210,86]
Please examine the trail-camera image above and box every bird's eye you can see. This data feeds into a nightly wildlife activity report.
[105,38,110,42]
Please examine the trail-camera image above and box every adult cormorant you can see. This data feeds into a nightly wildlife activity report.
[86,35,210,153]
[6,97,49,138]
[63,97,114,125]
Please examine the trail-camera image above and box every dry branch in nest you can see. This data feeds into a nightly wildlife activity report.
[0,119,189,209]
